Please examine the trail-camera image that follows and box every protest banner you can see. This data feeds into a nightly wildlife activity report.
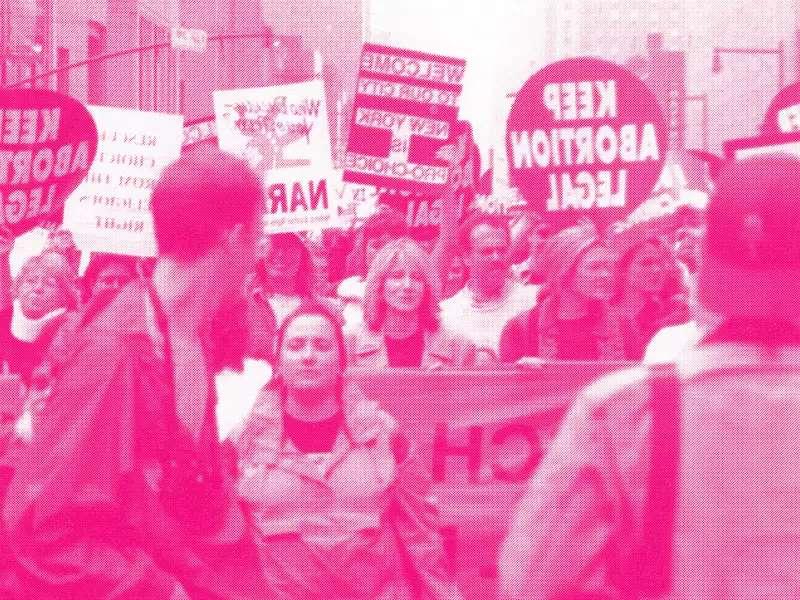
[0,89,98,235]
[763,82,800,135]
[62,106,183,257]
[343,43,466,194]
[348,361,632,599]
[330,173,379,228]
[506,58,667,233]
[214,80,338,234]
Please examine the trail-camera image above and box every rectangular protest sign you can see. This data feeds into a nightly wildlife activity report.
[214,80,338,234]
[348,361,632,599]
[343,43,466,194]
[62,106,183,257]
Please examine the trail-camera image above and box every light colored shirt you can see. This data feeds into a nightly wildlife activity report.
[215,358,272,440]
[439,279,538,355]
[643,320,703,364]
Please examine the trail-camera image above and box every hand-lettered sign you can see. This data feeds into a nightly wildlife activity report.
[0,89,98,235]
[343,44,466,194]
[506,58,667,232]
[62,106,183,257]
[215,80,338,234]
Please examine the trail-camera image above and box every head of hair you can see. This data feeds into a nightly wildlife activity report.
[272,300,347,391]
[150,147,263,260]
[254,232,314,296]
[363,237,441,333]
[612,237,668,301]
[81,253,138,300]
[457,210,511,255]
[346,206,408,278]
[14,252,80,310]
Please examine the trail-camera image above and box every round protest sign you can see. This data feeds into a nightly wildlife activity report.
[506,57,667,232]
[0,89,97,235]
[763,82,800,135]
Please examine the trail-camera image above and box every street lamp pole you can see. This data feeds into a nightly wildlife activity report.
[3,31,272,90]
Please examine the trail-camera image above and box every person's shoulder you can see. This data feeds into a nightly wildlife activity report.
[54,282,152,366]
[643,321,702,364]
[575,364,654,427]
[81,280,149,333]
[508,279,539,306]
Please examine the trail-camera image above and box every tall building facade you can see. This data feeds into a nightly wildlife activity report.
[545,0,797,153]
[1,0,287,119]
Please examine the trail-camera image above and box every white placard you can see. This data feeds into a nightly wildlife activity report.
[214,80,339,233]
[171,27,208,53]
[62,106,184,257]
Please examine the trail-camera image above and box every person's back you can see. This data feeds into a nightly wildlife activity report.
[2,148,268,600]
[499,154,800,600]
[500,333,800,599]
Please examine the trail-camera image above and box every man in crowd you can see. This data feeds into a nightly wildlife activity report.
[439,211,538,359]
[2,148,267,599]
[499,153,800,599]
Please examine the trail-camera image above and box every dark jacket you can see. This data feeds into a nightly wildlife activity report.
[2,280,266,599]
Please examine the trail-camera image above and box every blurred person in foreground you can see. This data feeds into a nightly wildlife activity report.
[347,238,477,368]
[499,223,621,363]
[499,153,800,600]
[233,302,462,600]
[2,148,268,599]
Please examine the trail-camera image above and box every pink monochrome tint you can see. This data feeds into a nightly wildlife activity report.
[2,1,800,599]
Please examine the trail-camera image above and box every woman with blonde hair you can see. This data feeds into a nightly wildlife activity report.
[348,238,476,368]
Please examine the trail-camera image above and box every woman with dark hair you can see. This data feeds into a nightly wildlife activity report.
[610,237,691,360]
[233,302,462,600]
[348,238,476,368]
[251,233,315,324]
[247,232,337,360]
[81,253,138,301]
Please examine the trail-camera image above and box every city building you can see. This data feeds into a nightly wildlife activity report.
[545,0,797,153]
[1,0,357,134]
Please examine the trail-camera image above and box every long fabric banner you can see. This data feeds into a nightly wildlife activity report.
[348,362,634,599]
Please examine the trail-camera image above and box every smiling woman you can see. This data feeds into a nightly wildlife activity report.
[348,237,477,368]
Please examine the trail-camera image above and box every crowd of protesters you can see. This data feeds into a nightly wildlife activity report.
[0,121,798,599]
